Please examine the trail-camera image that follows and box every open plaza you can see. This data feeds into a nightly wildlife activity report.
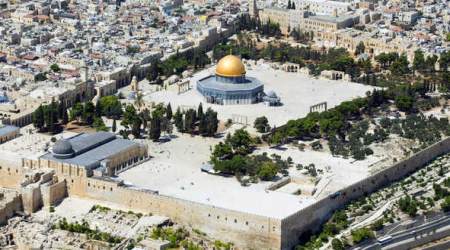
[141,60,375,126]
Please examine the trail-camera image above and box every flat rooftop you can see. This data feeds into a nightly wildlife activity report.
[0,125,19,137]
[0,127,78,163]
[41,132,139,169]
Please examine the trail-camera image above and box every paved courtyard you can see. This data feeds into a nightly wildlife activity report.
[143,64,376,126]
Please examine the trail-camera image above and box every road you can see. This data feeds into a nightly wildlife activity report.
[354,214,450,250]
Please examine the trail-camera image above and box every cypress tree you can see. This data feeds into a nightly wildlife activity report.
[112,118,117,133]
[197,103,203,122]
[62,108,69,125]
[166,103,173,121]
[184,109,196,134]
[58,100,65,120]
[32,105,45,131]
[95,99,102,117]
[149,116,161,141]
[174,107,183,132]
[205,108,218,136]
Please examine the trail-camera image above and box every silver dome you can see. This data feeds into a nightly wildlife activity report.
[52,140,74,158]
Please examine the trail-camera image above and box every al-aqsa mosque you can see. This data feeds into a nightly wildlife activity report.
[197,55,280,105]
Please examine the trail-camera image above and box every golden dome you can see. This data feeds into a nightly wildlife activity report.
[215,55,246,77]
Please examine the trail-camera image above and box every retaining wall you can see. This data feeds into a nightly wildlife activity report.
[1,137,450,249]
[281,137,450,249]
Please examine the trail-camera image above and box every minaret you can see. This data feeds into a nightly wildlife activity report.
[249,0,258,18]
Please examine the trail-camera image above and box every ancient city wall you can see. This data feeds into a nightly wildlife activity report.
[2,137,450,249]
[0,161,25,189]
[41,180,67,208]
[280,137,450,250]
[0,194,22,226]
[67,177,283,249]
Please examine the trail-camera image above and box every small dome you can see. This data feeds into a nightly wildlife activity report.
[215,55,246,77]
[52,140,74,156]
[266,90,277,98]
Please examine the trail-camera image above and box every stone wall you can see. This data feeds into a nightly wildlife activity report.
[21,185,41,214]
[0,193,22,225]
[41,180,67,208]
[0,162,24,189]
[71,177,282,250]
[2,137,450,249]
[280,137,450,249]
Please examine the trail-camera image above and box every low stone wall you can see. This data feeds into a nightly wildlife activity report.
[281,137,450,249]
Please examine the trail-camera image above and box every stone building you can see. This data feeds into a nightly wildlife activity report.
[40,132,148,177]
[258,8,356,34]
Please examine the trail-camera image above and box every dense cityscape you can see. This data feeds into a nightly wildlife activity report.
[0,0,449,249]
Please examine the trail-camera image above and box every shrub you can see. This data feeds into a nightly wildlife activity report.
[331,238,344,250]
[351,227,374,244]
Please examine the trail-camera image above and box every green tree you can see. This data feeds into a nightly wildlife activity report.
[355,41,365,55]
[62,107,69,125]
[174,107,183,132]
[441,196,450,212]
[197,103,204,122]
[398,195,418,217]
[99,96,123,118]
[32,105,45,131]
[254,116,270,133]
[112,118,117,133]
[257,161,278,180]
[82,102,95,125]
[211,142,233,160]
[413,49,426,73]
[331,238,344,250]
[390,53,410,75]
[204,108,218,137]
[160,117,173,135]
[50,63,60,72]
[226,129,253,155]
[184,109,197,134]
[95,99,102,118]
[93,117,108,131]
[121,105,141,137]
[166,103,173,120]
[351,227,374,244]
[149,116,161,141]
[395,95,414,112]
